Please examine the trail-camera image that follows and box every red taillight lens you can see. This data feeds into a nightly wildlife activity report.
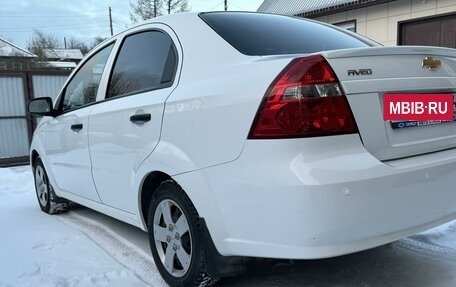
[248,55,358,139]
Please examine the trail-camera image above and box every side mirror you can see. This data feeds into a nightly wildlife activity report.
[28,97,55,117]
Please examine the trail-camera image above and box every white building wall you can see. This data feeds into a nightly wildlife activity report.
[313,0,456,46]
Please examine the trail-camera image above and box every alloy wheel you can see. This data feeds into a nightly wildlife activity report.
[153,199,192,277]
[35,165,49,207]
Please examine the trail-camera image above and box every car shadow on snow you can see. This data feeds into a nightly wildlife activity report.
[67,204,456,287]
[218,240,456,287]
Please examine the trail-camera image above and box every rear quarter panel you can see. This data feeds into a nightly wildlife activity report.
[144,15,294,174]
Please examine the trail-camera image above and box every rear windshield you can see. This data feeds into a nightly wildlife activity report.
[200,12,373,56]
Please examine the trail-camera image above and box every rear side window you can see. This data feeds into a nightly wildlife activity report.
[107,30,177,99]
[200,12,373,56]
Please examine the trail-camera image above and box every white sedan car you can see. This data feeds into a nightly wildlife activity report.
[28,12,456,287]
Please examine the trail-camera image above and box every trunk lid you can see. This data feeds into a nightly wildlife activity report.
[322,46,456,161]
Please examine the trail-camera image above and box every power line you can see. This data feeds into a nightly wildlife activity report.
[0,25,108,33]
[112,20,127,26]
[208,1,224,11]
[0,9,106,14]
[230,2,247,11]
[0,15,107,18]
[112,22,127,29]
[0,21,107,31]
[81,29,112,44]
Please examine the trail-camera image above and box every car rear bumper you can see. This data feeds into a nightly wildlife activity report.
[175,134,456,259]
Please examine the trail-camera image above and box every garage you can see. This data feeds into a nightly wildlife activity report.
[399,14,456,48]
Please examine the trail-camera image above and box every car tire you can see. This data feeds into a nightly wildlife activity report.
[148,180,217,287]
[33,157,69,214]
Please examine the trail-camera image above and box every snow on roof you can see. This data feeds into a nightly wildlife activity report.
[257,0,386,16]
[40,61,77,69]
[43,48,83,60]
[0,38,37,58]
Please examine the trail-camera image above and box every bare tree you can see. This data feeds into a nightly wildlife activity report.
[27,30,61,60]
[66,37,90,55]
[130,0,163,23]
[88,36,108,51]
[165,0,189,14]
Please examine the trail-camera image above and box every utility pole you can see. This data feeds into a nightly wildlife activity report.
[64,37,67,49]
[224,0,228,11]
[109,6,113,36]
[154,0,158,17]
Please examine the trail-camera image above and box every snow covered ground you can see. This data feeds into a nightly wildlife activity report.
[1,166,456,287]
[0,166,166,287]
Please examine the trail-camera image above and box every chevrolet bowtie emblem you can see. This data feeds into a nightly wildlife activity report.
[422,56,441,71]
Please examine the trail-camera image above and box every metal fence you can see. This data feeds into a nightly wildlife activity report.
[0,71,69,166]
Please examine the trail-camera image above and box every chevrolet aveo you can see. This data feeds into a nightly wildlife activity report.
[28,12,456,287]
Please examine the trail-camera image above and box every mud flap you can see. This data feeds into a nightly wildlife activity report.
[49,184,69,214]
[200,218,246,277]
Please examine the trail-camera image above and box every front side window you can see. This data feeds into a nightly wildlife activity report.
[61,44,113,112]
[107,30,177,99]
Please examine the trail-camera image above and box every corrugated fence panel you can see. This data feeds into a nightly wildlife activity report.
[0,118,29,158]
[0,72,70,164]
[32,75,68,101]
[0,77,26,117]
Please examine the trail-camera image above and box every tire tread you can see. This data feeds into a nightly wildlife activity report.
[34,157,69,215]
[150,180,218,287]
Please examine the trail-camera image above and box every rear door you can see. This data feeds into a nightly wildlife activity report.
[323,46,456,161]
[88,25,180,213]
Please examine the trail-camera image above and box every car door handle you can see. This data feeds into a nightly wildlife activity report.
[70,124,83,131]
[130,113,151,123]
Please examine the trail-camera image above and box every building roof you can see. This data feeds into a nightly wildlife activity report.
[43,48,83,60]
[0,38,37,58]
[257,0,394,17]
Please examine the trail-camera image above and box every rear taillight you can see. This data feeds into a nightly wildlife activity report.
[248,55,358,139]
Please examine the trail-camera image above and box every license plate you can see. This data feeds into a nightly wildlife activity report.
[388,94,456,129]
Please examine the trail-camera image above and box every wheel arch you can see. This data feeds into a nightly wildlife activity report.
[31,150,39,167]
[138,171,172,230]
[139,170,246,278]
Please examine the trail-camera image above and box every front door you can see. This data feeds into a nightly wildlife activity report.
[43,43,114,201]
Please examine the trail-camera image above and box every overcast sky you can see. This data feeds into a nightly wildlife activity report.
[0,0,264,49]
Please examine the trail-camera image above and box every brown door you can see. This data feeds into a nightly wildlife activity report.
[399,14,456,48]
[441,18,456,48]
